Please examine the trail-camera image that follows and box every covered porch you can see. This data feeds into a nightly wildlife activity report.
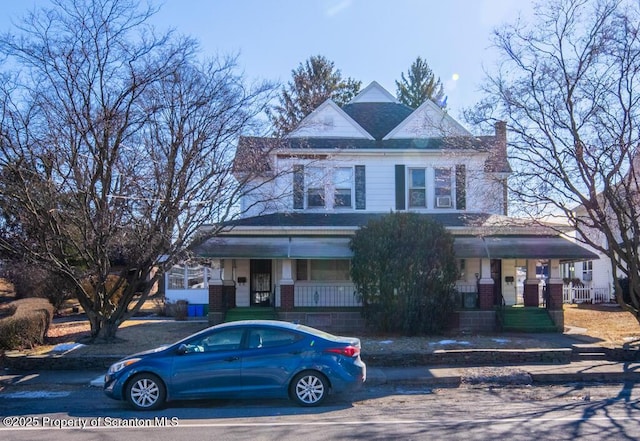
[165,234,597,333]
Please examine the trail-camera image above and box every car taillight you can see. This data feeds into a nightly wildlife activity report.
[325,346,360,357]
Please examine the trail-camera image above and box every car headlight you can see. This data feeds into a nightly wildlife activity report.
[108,358,141,374]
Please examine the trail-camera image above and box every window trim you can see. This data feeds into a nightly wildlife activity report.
[408,168,427,208]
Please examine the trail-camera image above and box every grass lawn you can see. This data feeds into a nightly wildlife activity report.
[2,274,640,355]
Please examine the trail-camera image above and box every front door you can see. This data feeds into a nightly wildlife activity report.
[250,259,272,306]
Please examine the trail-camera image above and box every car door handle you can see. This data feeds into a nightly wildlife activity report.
[224,356,239,362]
[289,350,302,355]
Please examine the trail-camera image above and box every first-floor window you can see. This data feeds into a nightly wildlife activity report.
[582,261,593,281]
[168,263,212,289]
[296,259,351,281]
[168,265,185,290]
[458,259,466,279]
[187,265,206,288]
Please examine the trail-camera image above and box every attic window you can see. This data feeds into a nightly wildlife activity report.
[322,116,334,128]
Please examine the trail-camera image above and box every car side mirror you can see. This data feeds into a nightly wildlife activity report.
[177,344,188,355]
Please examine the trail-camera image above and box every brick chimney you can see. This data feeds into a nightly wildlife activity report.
[494,121,507,158]
[494,121,509,216]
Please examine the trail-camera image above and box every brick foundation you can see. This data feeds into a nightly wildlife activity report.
[523,283,539,307]
[280,284,294,311]
[222,284,236,309]
[547,283,563,310]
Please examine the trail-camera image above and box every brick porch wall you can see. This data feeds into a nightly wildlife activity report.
[523,283,539,307]
[208,284,223,312]
[280,284,294,311]
[547,282,563,310]
[478,282,495,310]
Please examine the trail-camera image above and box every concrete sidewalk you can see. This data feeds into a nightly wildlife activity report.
[367,360,640,387]
[2,360,639,390]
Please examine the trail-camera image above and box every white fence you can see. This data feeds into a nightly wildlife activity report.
[563,284,612,304]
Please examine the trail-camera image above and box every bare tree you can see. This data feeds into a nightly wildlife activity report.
[0,0,276,340]
[469,0,640,321]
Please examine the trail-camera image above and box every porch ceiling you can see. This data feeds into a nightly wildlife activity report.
[193,235,597,260]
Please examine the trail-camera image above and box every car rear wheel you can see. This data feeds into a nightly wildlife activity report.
[126,373,166,411]
[290,371,328,406]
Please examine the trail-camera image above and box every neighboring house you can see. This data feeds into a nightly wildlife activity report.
[166,81,597,333]
[564,193,628,304]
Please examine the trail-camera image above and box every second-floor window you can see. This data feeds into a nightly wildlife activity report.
[305,167,353,209]
[435,168,452,208]
[333,167,353,208]
[306,167,325,208]
[409,168,426,207]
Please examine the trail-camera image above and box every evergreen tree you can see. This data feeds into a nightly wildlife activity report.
[396,57,445,108]
[269,55,361,135]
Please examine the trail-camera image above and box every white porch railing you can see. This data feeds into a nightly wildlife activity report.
[563,284,612,304]
[294,284,362,307]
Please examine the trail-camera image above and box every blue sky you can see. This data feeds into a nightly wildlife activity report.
[1,0,532,119]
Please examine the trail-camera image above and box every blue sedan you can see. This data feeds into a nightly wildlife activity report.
[104,320,366,410]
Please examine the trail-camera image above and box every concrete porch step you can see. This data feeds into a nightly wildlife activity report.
[501,307,558,333]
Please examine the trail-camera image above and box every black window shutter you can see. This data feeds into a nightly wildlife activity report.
[293,165,304,209]
[355,165,366,210]
[456,164,466,210]
[395,165,405,210]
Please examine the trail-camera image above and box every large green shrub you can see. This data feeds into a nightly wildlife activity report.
[350,213,459,335]
[0,298,55,349]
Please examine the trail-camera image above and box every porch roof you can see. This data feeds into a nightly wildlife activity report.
[193,235,597,260]
[454,236,598,260]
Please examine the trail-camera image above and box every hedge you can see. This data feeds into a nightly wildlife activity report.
[0,298,55,350]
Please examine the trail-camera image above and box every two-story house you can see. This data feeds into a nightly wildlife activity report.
[166,81,597,333]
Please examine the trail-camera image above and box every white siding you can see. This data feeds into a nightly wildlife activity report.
[165,288,208,305]
[242,151,502,216]
[385,100,471,139]
[288,102,372,139]
[235,259,250,307]
[501,260,518,306]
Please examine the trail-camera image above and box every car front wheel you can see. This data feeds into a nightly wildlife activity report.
[125,373,166,411]
[290,371,328,406]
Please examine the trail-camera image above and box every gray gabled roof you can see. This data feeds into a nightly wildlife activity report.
[342,102,415,140]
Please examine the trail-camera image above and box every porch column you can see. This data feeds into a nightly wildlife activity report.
[547,259,563,310]
[478,258,495,310]
[280,259,294,311]
[523,259,540,307]
[208,278,224,312]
